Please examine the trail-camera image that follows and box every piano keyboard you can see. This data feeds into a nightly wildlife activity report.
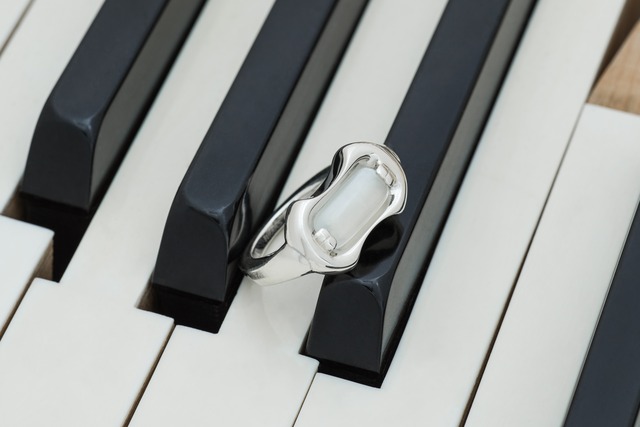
[0,0,639,425]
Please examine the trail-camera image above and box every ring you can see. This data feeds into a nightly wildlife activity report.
[240,142,407,286]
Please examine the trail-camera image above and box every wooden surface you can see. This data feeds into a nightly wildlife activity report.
[2,192,21,219]
[590,20,640,113]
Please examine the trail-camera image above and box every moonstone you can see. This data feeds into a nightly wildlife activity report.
[313,165,390,250]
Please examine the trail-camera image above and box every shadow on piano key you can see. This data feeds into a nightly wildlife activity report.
[147,0,369,333]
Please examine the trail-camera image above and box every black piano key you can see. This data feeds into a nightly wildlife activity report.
[564,206,640,427]
[21,0,205,279]
[150,0,368,333]
[304,0,537,386]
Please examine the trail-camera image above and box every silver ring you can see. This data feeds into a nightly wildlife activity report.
[240,142,407,286]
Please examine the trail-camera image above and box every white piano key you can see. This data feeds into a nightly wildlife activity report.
[0,0,30,53]
[0,0,104,213]
[465,106,640,426]
[293,0,628,425]
[129,0,448,425]
[0,279,172,426]
[0,216,51,331]
[132,277,321,426]
[60,0,275,305]
[0,2,275,425]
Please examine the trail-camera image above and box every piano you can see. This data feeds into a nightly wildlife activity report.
[0,0,637,425]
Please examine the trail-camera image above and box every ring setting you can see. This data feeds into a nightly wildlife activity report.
[240,142,407,286]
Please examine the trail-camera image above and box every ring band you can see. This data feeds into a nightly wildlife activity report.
[240,142,407,286]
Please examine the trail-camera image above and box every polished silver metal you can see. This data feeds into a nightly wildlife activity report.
[240,142,407,286]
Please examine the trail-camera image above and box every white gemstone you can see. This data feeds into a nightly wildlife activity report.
[313,165,390,249]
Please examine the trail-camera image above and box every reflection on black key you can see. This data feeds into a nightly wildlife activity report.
[304,0,537,387]
[21,0,205,279]
[150,0,368,333]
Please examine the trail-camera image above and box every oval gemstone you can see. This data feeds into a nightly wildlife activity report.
[313,164,390,251]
